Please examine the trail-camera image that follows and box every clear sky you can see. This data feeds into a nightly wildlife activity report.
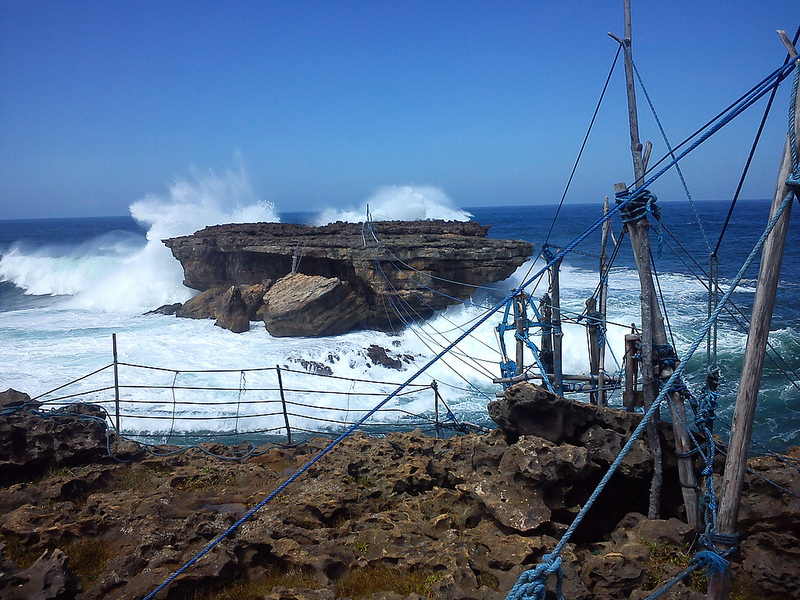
[0,1,797,219]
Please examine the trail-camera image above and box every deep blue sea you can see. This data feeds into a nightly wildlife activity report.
[1,197,799,453]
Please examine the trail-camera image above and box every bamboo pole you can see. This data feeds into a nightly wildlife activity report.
[707,50,800,600]
[550,258,563,396]
[112,333,121,433]
[613,0,699,527]
[598,197,611,406]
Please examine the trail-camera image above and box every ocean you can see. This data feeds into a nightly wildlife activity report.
[1,194,799,453]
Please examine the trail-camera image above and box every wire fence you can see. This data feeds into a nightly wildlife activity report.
[30,335,484,445]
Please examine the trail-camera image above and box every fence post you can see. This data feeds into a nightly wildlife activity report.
[112,334,121,433]
[432,380,440,438]
[276,365,292,444]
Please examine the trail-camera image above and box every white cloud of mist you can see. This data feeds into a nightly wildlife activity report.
[314,185,472,225]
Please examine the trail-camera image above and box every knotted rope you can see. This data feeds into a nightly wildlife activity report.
[504,553,564,600]
[615,188,664,253]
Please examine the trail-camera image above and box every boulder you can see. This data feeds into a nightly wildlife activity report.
[0,402,140,484]
[0,548,82,600]
[214,286,250,333]
[262,273,370,337]
[176,287,223,320]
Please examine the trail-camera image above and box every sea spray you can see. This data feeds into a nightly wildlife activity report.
[314,185,473,225]
[1,200,799,450]
[69,167,280,311]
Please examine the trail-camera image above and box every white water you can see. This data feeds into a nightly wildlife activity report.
[0,173,756,440]
[315,185,472,225]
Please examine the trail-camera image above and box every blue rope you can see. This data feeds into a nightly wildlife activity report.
[643,549,732,600]
[143,59,799,600]
[788,63,800,190]
[505,173,795,600]
[504,553,564,600]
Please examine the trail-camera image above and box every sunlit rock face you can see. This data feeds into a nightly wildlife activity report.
[162,220,533,335]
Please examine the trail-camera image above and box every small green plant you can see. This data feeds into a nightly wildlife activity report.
[353,541,369,554]
[187,565,322,600]
[111,464,170,492]
[641,539,706,592]
[0,534,41,569]
[64,538,113,588]
[336,564,443,599]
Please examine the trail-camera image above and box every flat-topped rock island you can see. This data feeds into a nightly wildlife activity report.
[159,220,534,336]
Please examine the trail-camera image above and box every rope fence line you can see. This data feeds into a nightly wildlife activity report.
[31,346,481,445]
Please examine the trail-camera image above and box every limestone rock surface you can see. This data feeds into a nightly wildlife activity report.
[161,220,533,334]
[1,399,797,600]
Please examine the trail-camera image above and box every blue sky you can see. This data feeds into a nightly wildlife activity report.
[0,1,797,219]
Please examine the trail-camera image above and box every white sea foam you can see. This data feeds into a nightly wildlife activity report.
[0,168,279,312]
[314,185,472,225]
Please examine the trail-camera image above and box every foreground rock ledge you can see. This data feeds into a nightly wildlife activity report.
[161,220,533,336]
[1,390,798,600]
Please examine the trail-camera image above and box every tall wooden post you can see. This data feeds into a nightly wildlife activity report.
[276,365,292,445]
[112,333,121,433]
[598,197,611,406]
[708,50,800,600]
[613,0,699,526]
[550,259,563,396]
[623,331,640,411]
[587,297,601,405]
[540,293,553,377]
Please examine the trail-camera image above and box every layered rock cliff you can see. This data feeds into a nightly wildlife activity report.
[161,220,533,336]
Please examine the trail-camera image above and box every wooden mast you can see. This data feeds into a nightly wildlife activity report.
[707,36,800,600]
[612,0,700,525]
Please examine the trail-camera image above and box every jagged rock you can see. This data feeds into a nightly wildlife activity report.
[0,406,797,600]
[0,548,82,600]
[0,403,140,484]
[176,287,223,319]
[215,286,250,333]
[0,389,38,409]
[145,302,182,315]
[366,345,408,370]
[163,220,533,334]
[164,282,272,332]
[262,273,370,337]
[488,383,644,445]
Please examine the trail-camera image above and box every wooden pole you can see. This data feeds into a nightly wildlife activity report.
[515,293,526,376]
[540,293,553,376]
[613,0,700,527]
[598,197,611,406]
[707,53,800,600]
[276,365,292,445]
[551,259,563,396]
[112,333,121,433]
[433,380,441,439]
[624,331,639,412]
[587,297,601,405]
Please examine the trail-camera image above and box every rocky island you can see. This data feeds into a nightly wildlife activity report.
[159,220,533,336]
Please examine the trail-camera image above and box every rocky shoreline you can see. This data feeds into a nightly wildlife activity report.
[0,386,798,600]
[157,220,533,336]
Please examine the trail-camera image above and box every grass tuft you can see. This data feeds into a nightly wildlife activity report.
[64,538,113,588]
[186,565,322,600]
[336,564,443,599]
[641,538,706,592]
